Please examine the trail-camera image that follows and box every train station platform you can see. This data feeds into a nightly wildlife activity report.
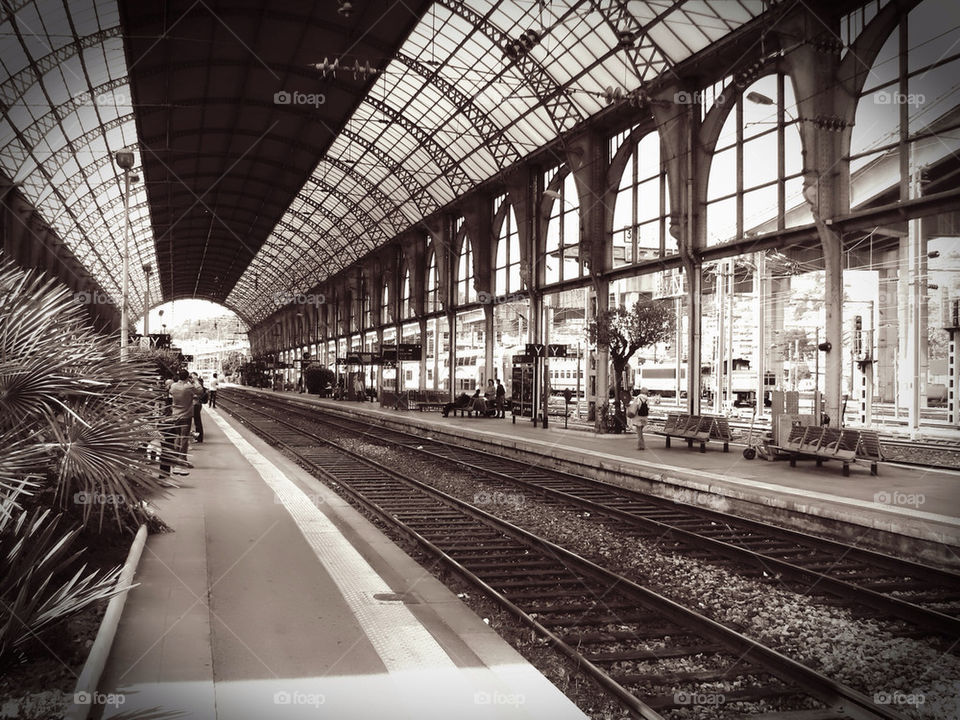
[93,405,586,720]
[236,388,960,570]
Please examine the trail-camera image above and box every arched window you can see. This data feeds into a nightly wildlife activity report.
[401,268,412,319]
[425,247,439,313]
[495,198,522,294]
[544,171,582,285]
[381,282,392,324]
[706,73,806,245]
[848,0,959,208]
[457,231,475,305]
[361,292,371,329]
[611,130,670,266]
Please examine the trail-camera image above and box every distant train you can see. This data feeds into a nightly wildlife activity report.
[633,361,776,406]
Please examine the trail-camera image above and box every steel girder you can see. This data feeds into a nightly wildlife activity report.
[436,0,582,136]
[393,50,521,170]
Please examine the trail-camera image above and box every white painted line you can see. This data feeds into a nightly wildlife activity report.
[210,410,455,673]
[208,411,581,719]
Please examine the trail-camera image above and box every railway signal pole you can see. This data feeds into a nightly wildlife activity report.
[946,298,960,428]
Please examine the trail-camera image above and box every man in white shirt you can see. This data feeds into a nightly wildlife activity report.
[208,372,219,408]
[169,369,201,473]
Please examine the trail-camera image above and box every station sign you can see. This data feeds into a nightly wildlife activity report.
[381,343,421,362]
[397,343,422,361]
[524,343,568,358]
[129,333,172,349]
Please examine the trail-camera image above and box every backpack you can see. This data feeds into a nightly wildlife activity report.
[638,399,649,417]
[199,387,209,405]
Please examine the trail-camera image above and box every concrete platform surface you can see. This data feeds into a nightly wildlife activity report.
[237,388,960,566]
[94,404,586,720]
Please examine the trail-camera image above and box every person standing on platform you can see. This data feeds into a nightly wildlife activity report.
[354,374,365,401]
[627,388,650,450]
[495,379,506,418]
[484,379,496,410]
[192,376,207,443]
[169,370,200,474]
[208,372,219,408]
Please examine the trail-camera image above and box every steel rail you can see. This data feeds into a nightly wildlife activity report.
[221,393,909,720]
[225,389,960,640]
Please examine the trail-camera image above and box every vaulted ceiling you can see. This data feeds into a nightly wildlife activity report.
[1,0,769,327]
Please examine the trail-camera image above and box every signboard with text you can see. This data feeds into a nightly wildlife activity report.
[397,343,422,361]
[524,343,567,358]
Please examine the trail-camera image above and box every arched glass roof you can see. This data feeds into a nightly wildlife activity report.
[229,0,765,323]
[0,0,158,317]
[1,0,765,327]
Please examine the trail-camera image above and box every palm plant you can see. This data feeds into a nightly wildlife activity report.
[0,257,166,668]
[0,484,122,666]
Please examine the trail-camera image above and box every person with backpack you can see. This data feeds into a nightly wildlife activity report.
[627,388,650,450]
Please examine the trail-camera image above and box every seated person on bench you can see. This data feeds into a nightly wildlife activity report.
[441,392,472,417]
[471,388,490,416]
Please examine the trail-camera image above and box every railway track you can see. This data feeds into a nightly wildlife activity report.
[220,394,908,720]
[222,389,960,645]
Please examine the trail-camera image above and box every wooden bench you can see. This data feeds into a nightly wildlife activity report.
[772,425,862,476]
[652,414,726,453]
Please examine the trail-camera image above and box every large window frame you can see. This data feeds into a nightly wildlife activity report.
[494,194,522,295]
[456,221,476,305]
[543,171,583,285]
[610,128,670,266]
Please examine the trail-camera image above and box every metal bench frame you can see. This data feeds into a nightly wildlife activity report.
[652,414,730,453]
[772,424,877,476]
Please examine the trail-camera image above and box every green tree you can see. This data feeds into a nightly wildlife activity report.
[589,296,673,432]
